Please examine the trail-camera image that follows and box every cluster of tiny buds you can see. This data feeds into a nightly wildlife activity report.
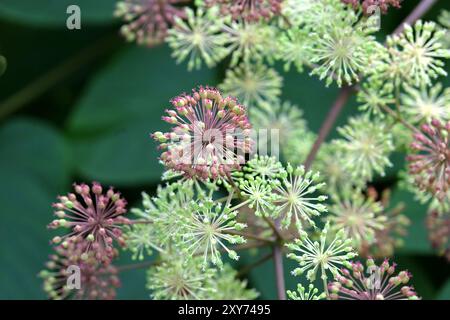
[426,209,450,261]
[115,0,188,45]
[205,0,282,22]
[48,182,130,263]
[342,0,403,15]
[329,258,418,300]
[40,237,120,300]
[408,119,450,201]
[152,87,253,180]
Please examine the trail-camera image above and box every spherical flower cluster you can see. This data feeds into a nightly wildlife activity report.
[152,87,253,180]
[336,116,394,182]
[147,256,215,299]
[314,143,356,194]
[39,238,120,300]
[402,83,450,125]
[276,28,310,72]
[115,0,189,45]
[249,101,309,162]
[407,119,450,201]
[286,221,357,288]
[48,182,130,263]
[342,0,403,15]
[387,20,450,87]
[126,181,199,253]
[357,80,395,118]
[238,178,277,216]
[426,209,450,261]
[220,63,282,108]
[328,191,387,252]
[222,20,276,67]
[181,199,247,268]
[166,8,230,71]
[204,0,282,22]
[329,258,419,300]
[272,164,328,230]
[237,155,286,181]
[309,11,381,87]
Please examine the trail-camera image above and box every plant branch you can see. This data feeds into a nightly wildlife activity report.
[304,86,354,170]
[392,0,439,36]
[378,103,420,133]
[273,244,286,300]
[263,216,284,240]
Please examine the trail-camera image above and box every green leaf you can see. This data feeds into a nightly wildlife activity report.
[0,117,70,299]
[0,117,70,192]
[67,45,217,185]
[0,171,55,299]
[0,0,116,26]
[73,119,164,185]
[437,279,450,300]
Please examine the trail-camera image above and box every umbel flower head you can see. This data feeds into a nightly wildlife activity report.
[249,101,309,161]
[153,87,253,180]
[357,80,395,118]
[314,143,356,194]
[328,190,387,252]
[426,209,450,261]
[286,221,357,285]
[407,119,450,201]
[48,182,130,263]
[309,9,381,87]
[272,164,328,230]
[126,180,201,252]
[220,63,282,108]
[147,256,215,300]
[204,0,282,22]
[181,199,247,268]
[237,155,286,181]
[39,238,120,300]
[401,83,450,125]
[238,177,277,216]
[221,19,276,67]
[329,258,419,300]
[115,0,188,45]
[276,28,310,72]
[287,283,326,300]
[336,115,394,183]
[166,8,230,71]
[387,20,450,87]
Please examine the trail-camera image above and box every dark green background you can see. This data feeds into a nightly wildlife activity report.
[0,0,449,299]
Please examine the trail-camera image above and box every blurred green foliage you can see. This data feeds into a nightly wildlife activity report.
[0,0,448,299]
